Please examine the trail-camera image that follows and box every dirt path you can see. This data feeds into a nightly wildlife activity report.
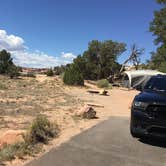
[69,86,139,118]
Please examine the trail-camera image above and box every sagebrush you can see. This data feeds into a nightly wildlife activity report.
[25,115,59,144]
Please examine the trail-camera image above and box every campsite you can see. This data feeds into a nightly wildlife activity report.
[0,72,166,166]
[0,0,166,166]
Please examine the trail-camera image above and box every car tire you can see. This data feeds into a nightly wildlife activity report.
[130,126,139,138]
[130,120,141,138]
[130,124,147,140]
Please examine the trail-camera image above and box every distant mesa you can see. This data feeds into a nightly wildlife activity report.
[21,67,49,74]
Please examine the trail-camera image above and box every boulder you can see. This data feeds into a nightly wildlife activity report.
[76,105,96,119]
[0,130,24,149]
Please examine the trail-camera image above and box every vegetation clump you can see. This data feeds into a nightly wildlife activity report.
[54,65,66,75]
[8,65,20,79]
[73,40,126,80]
[46,69,54,76]
[63,64,84,86]
[0,144,16,162]
[25,115,59,144]
[0,50,20,78]
[0,115,59,163]
[97,79,109,88]
[21,72,36,78]
[0,142,41,162]
[148,0,166,72]
[26,72,36,78]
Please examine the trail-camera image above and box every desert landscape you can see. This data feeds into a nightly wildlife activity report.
[0,74,138,165]
[0,1,166,165]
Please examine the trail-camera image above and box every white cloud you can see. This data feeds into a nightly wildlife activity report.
[12,51,62,68]
[61,52,76,59]
[0,29,75,68]
[0,30,25,51]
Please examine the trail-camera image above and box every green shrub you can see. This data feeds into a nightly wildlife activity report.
[97,79,109,88]
[63,64,84,86]
[54,65,66,75]
[0,144,15,162]
[8,65,20,79]
[21,72,36,78]
[0,142,42,162]
[25,115,59,144]
[13,142,41,159]
[25,72,36,78]
[46,69,54,76]
[0,50,14,75]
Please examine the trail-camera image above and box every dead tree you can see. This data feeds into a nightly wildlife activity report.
[120,44,144,73]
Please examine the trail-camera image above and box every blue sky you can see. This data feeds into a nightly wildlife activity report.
[0,0,160,68]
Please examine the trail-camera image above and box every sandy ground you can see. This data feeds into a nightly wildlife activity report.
[0,75,139,166]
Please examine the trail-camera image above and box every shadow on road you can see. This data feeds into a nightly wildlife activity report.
[139,138,166,148]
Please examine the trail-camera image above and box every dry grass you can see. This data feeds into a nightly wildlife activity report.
[0,142,42,163]
[0,114,59,163]
[0,74,84,163]
[0,75,139,166]
[0,75,83,131]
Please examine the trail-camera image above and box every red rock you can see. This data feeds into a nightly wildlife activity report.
[0,130,24,149]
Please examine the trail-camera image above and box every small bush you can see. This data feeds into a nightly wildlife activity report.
[0,142,41,162]
[13,142,41,159]
[63,64,84,86]
[97,79,109,88]
[26,72,36,78]
[0,115,58,163]
[0,144,15,162]
[8,65,20,79]
[46,69,54,76]
[21,72,36,78]
[25,115,59,144]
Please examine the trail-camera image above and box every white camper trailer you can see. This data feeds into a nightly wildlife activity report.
[122,70,165,89]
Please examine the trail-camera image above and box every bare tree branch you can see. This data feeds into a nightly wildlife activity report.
[120,44,144,73]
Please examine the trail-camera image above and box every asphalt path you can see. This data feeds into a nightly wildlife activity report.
[26,117,166,166]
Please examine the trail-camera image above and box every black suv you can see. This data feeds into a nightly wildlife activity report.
[130,75,166,138]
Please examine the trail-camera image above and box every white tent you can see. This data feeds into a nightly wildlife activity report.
[122,70,165,88]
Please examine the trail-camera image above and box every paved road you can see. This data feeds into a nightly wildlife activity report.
[26,117,166,166]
